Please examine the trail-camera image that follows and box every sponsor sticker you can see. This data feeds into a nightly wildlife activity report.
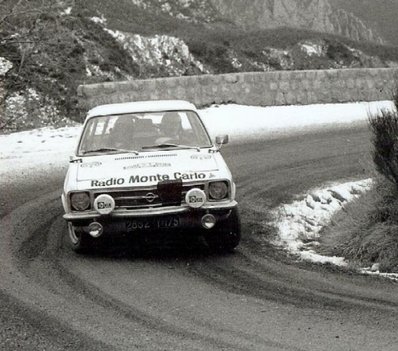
[91,172,207,187]
[123,162,171,170]
[94,194,115,215]
[185,188,206,208]
[80,161,102,168]
[191,154,212,160]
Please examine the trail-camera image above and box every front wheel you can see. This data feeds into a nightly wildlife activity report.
[205,208,241,253]
[68,223,94,253]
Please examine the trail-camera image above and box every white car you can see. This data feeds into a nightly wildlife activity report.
[62,100,240,252]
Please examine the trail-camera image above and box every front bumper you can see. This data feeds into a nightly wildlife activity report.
[66,205,238,237]
[63,200,238,221]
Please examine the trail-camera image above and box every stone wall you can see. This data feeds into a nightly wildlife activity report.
[78,68,398,110]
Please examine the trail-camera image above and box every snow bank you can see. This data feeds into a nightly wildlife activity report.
[0,127,81,180]
[272,179,373,266]
[200,100,395,140]
[360,269,398,281]
[272,179,398,280]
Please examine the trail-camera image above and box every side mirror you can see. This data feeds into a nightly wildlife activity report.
[69,155,81,163]
[215,134,229,146]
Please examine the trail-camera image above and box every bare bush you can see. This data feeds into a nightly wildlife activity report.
[369,88,398,186]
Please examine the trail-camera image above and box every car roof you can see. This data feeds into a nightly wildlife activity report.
[87,100,197,119]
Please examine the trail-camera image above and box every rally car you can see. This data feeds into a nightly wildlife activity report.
[61,100,241,252]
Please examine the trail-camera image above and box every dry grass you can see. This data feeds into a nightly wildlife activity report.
[319,180,398,272]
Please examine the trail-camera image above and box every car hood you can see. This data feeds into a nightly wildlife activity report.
[70,149,230,190]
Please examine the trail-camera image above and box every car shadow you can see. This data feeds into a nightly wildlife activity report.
[78,233,237,262]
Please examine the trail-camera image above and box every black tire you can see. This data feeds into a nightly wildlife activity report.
[205,208,241,252]
[67,223,94,253]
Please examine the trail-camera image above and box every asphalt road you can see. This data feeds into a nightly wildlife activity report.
[1,125,398,351]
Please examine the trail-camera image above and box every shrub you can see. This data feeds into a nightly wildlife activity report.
[369,88,398,186]
[321,85,398,272]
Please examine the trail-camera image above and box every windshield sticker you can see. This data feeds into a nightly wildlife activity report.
[90,172,207,187]
[123,162,171,170]
[190,154,212,160]
[80,161,102,168]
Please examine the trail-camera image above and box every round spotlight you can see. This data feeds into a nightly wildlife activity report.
[201,214,216,229]
[94,194,115,215]
[88,222,103,238]
[185,188,206,208]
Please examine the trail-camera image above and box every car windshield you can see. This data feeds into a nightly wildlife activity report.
[78,110,212,156]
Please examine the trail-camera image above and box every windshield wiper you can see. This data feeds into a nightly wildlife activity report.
[141,143,200,152]
[82,148,139,155]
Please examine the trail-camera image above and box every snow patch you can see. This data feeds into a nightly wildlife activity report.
[4,88,60,131]
[231,57,242,69]
[90,15,107,25]
[299,43,325,57]
[61,6,72,16]
[89,14,208,76]
[0,57,13,76]
[105,28,208,75]
[360,269,398,281]
[272,179,373,266]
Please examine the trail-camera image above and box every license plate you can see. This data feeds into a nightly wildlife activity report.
[157,216,180,229]
[126,216,180,232]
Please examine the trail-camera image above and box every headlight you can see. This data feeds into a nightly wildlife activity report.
[208,181,228,200]
[70,192,91,211]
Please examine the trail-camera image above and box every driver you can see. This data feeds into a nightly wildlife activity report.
[156,112,183,144]
[110,116,135,149]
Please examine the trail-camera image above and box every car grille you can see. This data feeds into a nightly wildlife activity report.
[94,184,205,210]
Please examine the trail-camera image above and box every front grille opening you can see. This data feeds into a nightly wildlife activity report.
[94,183,205,210]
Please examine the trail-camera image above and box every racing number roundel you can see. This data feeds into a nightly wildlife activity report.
[185,188,206,208]
[94,194,115,215]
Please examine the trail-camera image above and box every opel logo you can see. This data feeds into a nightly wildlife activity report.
[144,192,156,203]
